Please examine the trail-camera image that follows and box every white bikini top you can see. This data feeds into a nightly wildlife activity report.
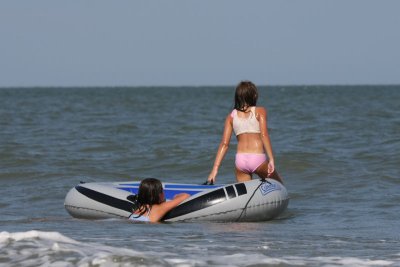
[128,213,150,222]
[231,106,261,136]
[128,207,151,222]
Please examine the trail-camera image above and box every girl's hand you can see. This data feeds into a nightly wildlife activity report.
[208,169,218,184]
[267,160,275,177]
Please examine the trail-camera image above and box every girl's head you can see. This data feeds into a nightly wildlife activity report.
[138,178,164,205]
[234,81,258,111]
[131,178,165,213]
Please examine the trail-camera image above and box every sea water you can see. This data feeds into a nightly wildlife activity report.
[0,86,399,266]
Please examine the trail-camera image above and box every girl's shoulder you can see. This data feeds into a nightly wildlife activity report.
[230,109,237,118]
[254,106,267,120]
[255,106,267,114]
[147,203,163,222]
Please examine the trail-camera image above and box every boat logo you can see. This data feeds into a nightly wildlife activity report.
[259,182,281,196]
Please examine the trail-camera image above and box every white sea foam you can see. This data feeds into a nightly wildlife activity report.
[0,231,397,267]
[0,230,78,243]
[208,254,395,267]
[0,230,155,267]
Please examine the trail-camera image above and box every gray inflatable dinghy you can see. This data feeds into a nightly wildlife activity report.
[64,178,289,222]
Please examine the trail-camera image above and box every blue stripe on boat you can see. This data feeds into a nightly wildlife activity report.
[164,190,201,199]
[117,187,203,200]
[164,184,221,189]
[117,183,221,190]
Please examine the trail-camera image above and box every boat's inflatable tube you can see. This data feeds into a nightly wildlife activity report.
[64,179,289,222]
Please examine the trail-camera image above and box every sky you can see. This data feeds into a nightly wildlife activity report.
[1,1,399,87]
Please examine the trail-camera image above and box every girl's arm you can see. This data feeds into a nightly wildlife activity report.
[208,114,233,183]
[257,107,275,175]
[149,193,190,222]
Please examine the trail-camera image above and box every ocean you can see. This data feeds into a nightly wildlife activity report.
[0,85,399,267]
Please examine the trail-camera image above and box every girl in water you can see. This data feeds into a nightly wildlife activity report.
[129,178,190,222]
[208,81,283,184]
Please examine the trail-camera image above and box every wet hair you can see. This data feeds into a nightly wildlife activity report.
[130,178,164,217]
[234,81,258,111]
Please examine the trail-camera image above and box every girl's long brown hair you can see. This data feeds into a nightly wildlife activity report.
[234,81,258,111]
[130,178,164,217]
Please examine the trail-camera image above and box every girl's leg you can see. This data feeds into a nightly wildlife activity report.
[255,161,284,184]
[235,167,252,182]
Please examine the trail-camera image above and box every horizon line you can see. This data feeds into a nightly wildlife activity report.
[1,83,399,89]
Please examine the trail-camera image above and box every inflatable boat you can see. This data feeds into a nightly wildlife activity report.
[64,178,289,222]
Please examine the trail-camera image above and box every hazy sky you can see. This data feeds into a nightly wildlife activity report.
[1,1,399,87]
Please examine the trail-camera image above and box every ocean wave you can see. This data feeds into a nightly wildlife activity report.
[0,230,162,267]
[0,230,396,267]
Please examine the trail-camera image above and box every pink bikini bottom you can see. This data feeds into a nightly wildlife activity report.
[235,153,267,174]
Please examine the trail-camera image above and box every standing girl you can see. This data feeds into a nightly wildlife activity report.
[208,81,283,184]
